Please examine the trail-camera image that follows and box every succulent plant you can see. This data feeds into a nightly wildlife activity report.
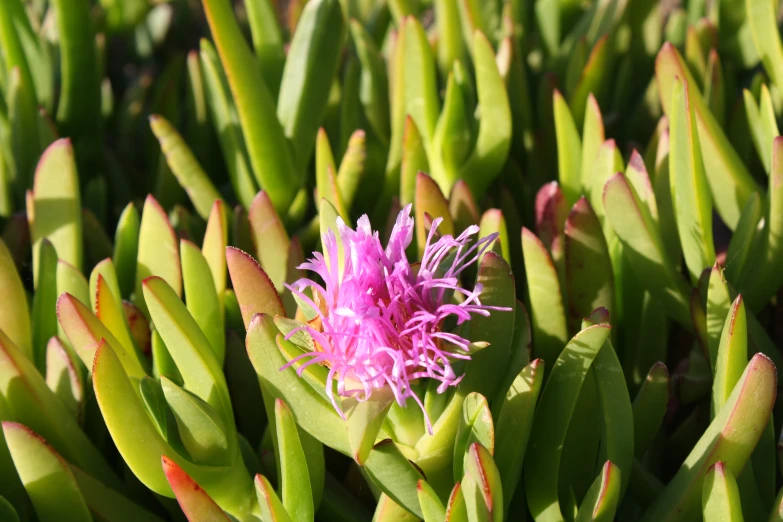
[1,0,783,521]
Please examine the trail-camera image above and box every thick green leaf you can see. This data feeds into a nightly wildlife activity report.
[226,247,285,328]
[0,409,34,521]
[594,338,634,497]
[57,292,146,379]
[450,180,481,235]
[0,9,40,188]
[246,315,348,452]
[494,359,544,511]
[743,87,779,174]
[632,362,669,457]
[275,399,314,522]
[139,376,168,439]
[669,78,715,282]
[349,20,390,144]
[521,227,568,367]
[432,71,471,186]
[575,461,621,522]
[569,35,612,129]
[0,0,51,109]
[113,202,140,299]
[278,0,345,168]
[536,180,569,278]
[741,135,783,309]
[0,239,31,359]
[565,40,590,108]
[56,262,89,313]
[0,331,119,488]
[724,193,762,291]
[639,354,776,521]
[161,376,229,466]
[29,139,83,285]
[203,200,228,295]
[365,439,424,518]
[255,474,293,522]
[73,464,168,522]
[684,26,708,85]
[415,391,464,475]
[478,209,510,265]
[94,273,138,364]
[580,95,605,197]
[184,50,213,173]
[534,0,560,56]
[603,172,691,326]
[248,191,291,293]
[135,195,181,317]
[399,118,429,208]
[201,0,298,211]
[746,0,783,90]
[181,240,225,364]
[52,0,102,162]
[445,482,468,522]
[143,276,233,426]
[459,31,512,198]
[344,388,393,466]
[623,287,669,389]
[150,114,223,219]
[742,88,767,170]
[6,68,39,192]
[703,50,725,127]
[162,456,230,522]
[463,443,503,522]
[525,324,611,522]
[199,39,258,209]
[565,197,614,331]
[316,128,349,221]
[656,43,760,229]
[707,264,732,370]
[92,340,257,518]
[44,337,83,419]
[453,393,494,481]
[415,172,454,256]
[460,252,516,400]
[561,344,602,507]
[125,300,151,356]
[490,300,532,414]
[89,258,123,317]
[553,90,582,205]
[336,129,367,210]
[244,0,284,97]
[402,17,440,149]
[384,28,406,189]
[702,462,743,521]
[712,295,747,416]
[589,139,624,235]
[417,479,446,522]
[757,82,782,157]
[2,422,91,522]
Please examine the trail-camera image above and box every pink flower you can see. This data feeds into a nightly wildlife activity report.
[284,205,509,431]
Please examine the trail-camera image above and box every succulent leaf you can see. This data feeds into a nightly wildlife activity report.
[2,421,92,522]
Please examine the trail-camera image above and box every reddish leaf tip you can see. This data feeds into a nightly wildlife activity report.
[141,275,165,288]
[708,461,727,475]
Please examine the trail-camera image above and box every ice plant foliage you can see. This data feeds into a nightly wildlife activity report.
[285,205,509,428]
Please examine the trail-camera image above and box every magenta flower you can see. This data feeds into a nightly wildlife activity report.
[284,205,509,430]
